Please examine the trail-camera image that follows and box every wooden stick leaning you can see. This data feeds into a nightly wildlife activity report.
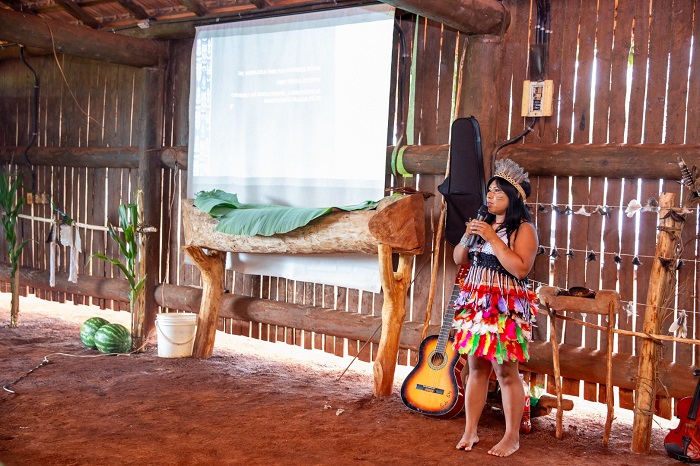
[422,200,446,341]
[546,302,564,440]
[603,300,615,447]
[544,312,700,346]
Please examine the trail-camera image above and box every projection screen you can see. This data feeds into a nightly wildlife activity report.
[188,4,396,292]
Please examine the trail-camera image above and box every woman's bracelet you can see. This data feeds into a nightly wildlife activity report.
[459,233,469,249]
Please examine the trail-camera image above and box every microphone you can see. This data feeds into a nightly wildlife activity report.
[465,205,490,249]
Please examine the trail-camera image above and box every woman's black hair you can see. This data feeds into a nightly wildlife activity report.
[487,176,533,245]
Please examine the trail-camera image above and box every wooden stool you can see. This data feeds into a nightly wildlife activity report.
[538,286,620,446]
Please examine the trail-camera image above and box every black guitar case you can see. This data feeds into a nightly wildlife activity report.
[438,117,489,247]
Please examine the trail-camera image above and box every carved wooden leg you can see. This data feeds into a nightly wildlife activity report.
[547,303,564,440]
[184,246,225,358]
[603,302,615,446]
[373,243,413,396]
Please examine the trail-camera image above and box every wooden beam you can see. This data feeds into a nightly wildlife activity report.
[0,8,164,68]
[177,0,208,16]
[249,0,272,8]
[154,282,427,348]
[0,146,186,169]
[0,44,47,61]
[501,143,700,180]
[388,143,700,179]
[6,142,700,181]
[115,0,152,20]
[0,0,37,14]
[0,265,130,302]
[380,0,509,35]
[54,0,102,28]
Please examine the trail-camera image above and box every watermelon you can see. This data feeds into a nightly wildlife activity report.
[94,323,132,354]
[80,317,110,349]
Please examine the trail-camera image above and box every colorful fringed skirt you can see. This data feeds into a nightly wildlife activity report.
[452,251,537,364]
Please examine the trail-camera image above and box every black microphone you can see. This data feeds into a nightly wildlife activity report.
[465,205,490,249]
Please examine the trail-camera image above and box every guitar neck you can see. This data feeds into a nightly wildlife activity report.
[435,264,469,353]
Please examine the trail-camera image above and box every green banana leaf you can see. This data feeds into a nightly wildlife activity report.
[194,189,379,236]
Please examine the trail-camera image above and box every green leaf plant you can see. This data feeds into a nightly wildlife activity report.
[194,189,379,236]
[0,171,29,327]
[88,203,145,340]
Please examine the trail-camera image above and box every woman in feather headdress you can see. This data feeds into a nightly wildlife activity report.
[453,158,538,458]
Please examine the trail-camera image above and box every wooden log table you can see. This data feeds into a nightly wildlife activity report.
[181,193,425,396]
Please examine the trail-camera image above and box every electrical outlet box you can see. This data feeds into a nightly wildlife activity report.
[26,193,49,204]
[521,80,554,117]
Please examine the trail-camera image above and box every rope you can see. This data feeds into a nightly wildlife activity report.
[1,352,132,401]
[2,356,50,400]
[336,324,382,382]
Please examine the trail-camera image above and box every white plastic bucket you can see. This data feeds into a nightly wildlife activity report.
[155,313,197,358]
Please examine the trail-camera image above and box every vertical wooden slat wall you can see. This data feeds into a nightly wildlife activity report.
[0,54,142,309]
[493,0,700,417]
[2,1,700,416]
[688,0,700,370]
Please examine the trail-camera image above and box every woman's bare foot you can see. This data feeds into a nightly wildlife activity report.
[487,436,519,457]
[455,433,479,451]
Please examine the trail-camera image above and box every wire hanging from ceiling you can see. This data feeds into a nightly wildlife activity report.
[18,45,39,193]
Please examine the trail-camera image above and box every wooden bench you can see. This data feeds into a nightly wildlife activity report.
[538,286,621,445]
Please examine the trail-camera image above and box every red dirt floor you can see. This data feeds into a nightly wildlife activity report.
[0,293,682,466]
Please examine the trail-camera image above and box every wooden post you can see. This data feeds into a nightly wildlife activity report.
[373,243,414,396]
[546,304,564,439]
[456,34,502,171]
[632,192,684,453]
[184,246,226,358]
[132,191,147,348]
[133,67,165,350]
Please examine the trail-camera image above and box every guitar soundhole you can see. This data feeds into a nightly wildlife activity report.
[428,351,448,371]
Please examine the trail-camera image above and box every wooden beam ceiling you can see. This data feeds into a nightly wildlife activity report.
[177,0,208,17]
[380,0,509,35]
[0,8,165,67]
[249,0,273,8]
[115,0,152,20]
[54,0,102,28]
[0,0,512,54]
[0,0,37,13]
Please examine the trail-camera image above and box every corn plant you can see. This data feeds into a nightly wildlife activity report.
[90,203,145,317]
[0,171,29,327]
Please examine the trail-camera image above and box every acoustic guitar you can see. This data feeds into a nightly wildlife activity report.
[665,369,700,462]
[400,264,468,419]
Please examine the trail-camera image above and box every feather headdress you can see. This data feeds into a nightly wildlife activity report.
[493,158,529,201]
